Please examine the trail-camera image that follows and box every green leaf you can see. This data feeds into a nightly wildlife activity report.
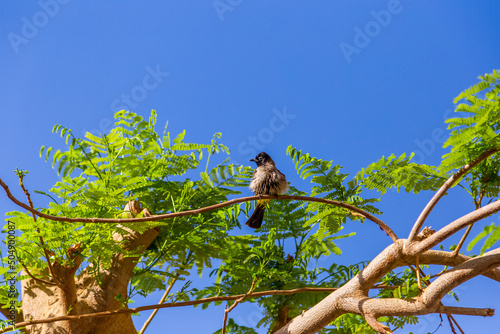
[355,153,446,195]
[467,222,500,254]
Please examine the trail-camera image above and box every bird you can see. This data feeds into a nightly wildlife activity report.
[245,152,288,229]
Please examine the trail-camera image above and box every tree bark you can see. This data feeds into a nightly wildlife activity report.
[20,225,158,334]
[275,241,500,334]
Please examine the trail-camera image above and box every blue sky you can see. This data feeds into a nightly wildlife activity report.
[1,1,500,333]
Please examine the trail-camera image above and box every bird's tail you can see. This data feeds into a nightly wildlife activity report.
[245,200,269,229]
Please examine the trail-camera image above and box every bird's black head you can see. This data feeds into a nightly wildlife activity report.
[250,152,272,167]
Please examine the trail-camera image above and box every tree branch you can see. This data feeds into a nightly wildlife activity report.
[19,261,56,286]
[408,148,498,243]
[1,247,496,334]
[139,249,194,333]
[447,313,464,334]
[420,248,500,307]
[139,274,179,334]
[222,278,258,334]
[415,249,500,283]
[452,224,473,257]
[279,195,398,242]
[452,189,483,257]
[16,175,63,288]
[0,286,397,333]
[275,241,500,334]
[0,177,397,241]
[437,305,494,317]
[406,199,500,256]
[274,292,494,334]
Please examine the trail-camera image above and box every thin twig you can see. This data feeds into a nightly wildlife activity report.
[222,278,258,334]
[452,188,484,257]
[447,314,458,334]
[407,264,427,294]
[449,313,465,334]
[431,314,443,334]
[452,222,474,257]
[19,260,55,286]
[429,267,448,280]
[227,278,258,313]
[17,176,62,288]
[139,274,179,334]
[408,148,498,243]
[416,256,422,291]
[0,178,397,242]
[221,305,229,334]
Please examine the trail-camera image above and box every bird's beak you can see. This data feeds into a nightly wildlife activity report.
[250,158,256,162]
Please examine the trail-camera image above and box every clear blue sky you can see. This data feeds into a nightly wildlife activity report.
[1,1,499,333]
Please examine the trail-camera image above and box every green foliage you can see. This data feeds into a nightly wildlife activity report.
[467,222,500,255]
[3,110,252,306]
[212,318,257,334]
[377,315,418,331]
[449,71,500,254]
[441,70,500,173]
[3,70,500,334]
[463,155,500,208]
[195,180,360,332]
[354,153,446,195]
[286,145,382,234]
[329,314,376,333]
[282,74,500,332]
[200,144,442,332]
[377,268,423,300]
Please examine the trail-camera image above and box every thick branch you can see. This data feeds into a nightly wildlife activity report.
[408,148,498,243]
[420,248,500,307]
[0,178,397,241]
[416,250,500,283]
[452,190,485,257]
[0,286,394,333]
[436,305,495,317]
[3,249,497,334]
[273,242,406,334]
[340,297,494,320]
[275,241,500,334]
[274,291,494,334]
[99,224,159,290]
[406,199,500,256]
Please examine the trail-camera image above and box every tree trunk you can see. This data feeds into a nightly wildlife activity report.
[270,305,292,333]
[20,225,158,334]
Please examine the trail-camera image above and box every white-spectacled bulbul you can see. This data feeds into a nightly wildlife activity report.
[245,152,288,229]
